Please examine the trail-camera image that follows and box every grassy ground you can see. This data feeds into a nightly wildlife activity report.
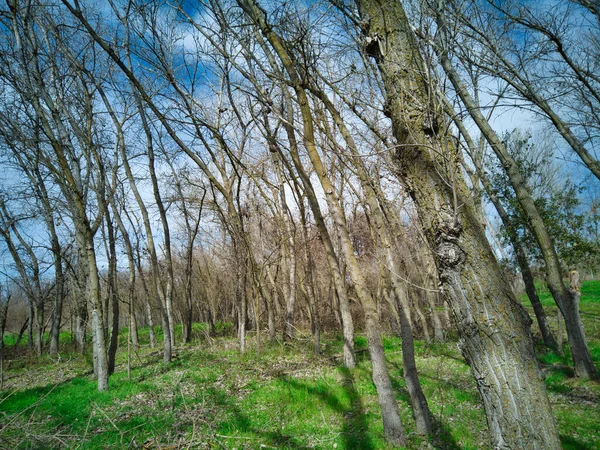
[0,282,598,449]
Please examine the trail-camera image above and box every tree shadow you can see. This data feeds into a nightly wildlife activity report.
[282,367,375,450]
[201,386,311,449]
[387,362,462,449]
[560,434,595,449]
[429,414,462,450]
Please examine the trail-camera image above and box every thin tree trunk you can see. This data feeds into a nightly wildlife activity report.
[392,285,432,435]
[239,3,405,442]
[86,235,109,391]
[254,32,355,368]
[105,210,119,376]
[49,245,64,355]
[0,292,10,389]
[309,70,434,434]
[146,300,156,348]
[425,289,444,343]
[411,292,431,344]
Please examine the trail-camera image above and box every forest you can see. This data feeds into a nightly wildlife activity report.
[0,0,599,448]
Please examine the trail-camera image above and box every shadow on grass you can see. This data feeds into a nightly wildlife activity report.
[428,414,461,450]
[204,385,311,449]
[561,434,595,450]
[282,367,375,450]
[387,363,462,449]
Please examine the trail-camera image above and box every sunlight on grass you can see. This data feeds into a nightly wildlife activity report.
[1,282,599,449]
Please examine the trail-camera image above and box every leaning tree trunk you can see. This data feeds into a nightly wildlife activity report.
[238,2,407,443]
[434,8,595,379]
[451,106,558,350]
[256,40,356,368]
[308,78,432,435]
[355,0,561,448]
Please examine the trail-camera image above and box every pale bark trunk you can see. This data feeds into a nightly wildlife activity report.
[281,101,354,366]
[451,106,558,350]
[435,19,595,378]
[238,2,405,442]
[72,275,87,355]
[253,27,355,368]
[86,238,109,391]
[299,194,321,354]
[308,70,433,434]
[117,125,171,363]
[133,91,175,353]
[356,0,561,447]
[237,256,246,354]
[263,266,278,342]
[130,309,139,350]
[146,300,156,348]
[112,202,139,351]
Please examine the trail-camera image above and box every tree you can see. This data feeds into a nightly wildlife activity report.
[431,0,597,380]
[1,1,114,389]
[354,0,561,447]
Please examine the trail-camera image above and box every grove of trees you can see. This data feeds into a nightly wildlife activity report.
[0,0,598,448]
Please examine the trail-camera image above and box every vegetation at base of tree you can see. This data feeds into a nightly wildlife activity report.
[527,280,600,364]
[1,282,598,450]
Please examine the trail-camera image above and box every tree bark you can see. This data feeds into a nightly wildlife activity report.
[355,0,561,447]
[434,12,595,378]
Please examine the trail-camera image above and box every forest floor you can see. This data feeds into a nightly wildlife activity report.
[0,281,599,449]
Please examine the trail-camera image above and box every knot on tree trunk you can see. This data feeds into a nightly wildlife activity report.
[435,219,465,279]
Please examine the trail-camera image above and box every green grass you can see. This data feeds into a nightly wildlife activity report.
[0,282,598,449]
[522,279,600,450]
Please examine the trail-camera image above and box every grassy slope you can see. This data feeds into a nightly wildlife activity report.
[0,282,598,449]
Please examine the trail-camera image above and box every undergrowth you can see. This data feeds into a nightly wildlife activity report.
[0,282,598,449]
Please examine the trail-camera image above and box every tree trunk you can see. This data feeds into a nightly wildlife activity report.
[255,34,356,368]
[411,292,431,344]
[238,2,406,441]
[34,299,43,356]
[86,237,109,391]
[146,300,156,348]
[0,295,8,389]
[27,303,34,352]
[365,310,407,446]
[393,286,432,435]
[49,246,64,355]
[307,68,434,434]
[237,255,246,353]
[434,9,595,379]
[425,289,445,342]
[451,106,558,350]
[356,0,561,447]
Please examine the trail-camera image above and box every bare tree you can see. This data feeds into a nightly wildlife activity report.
[431,1,596,379]
[354,0,561,446]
